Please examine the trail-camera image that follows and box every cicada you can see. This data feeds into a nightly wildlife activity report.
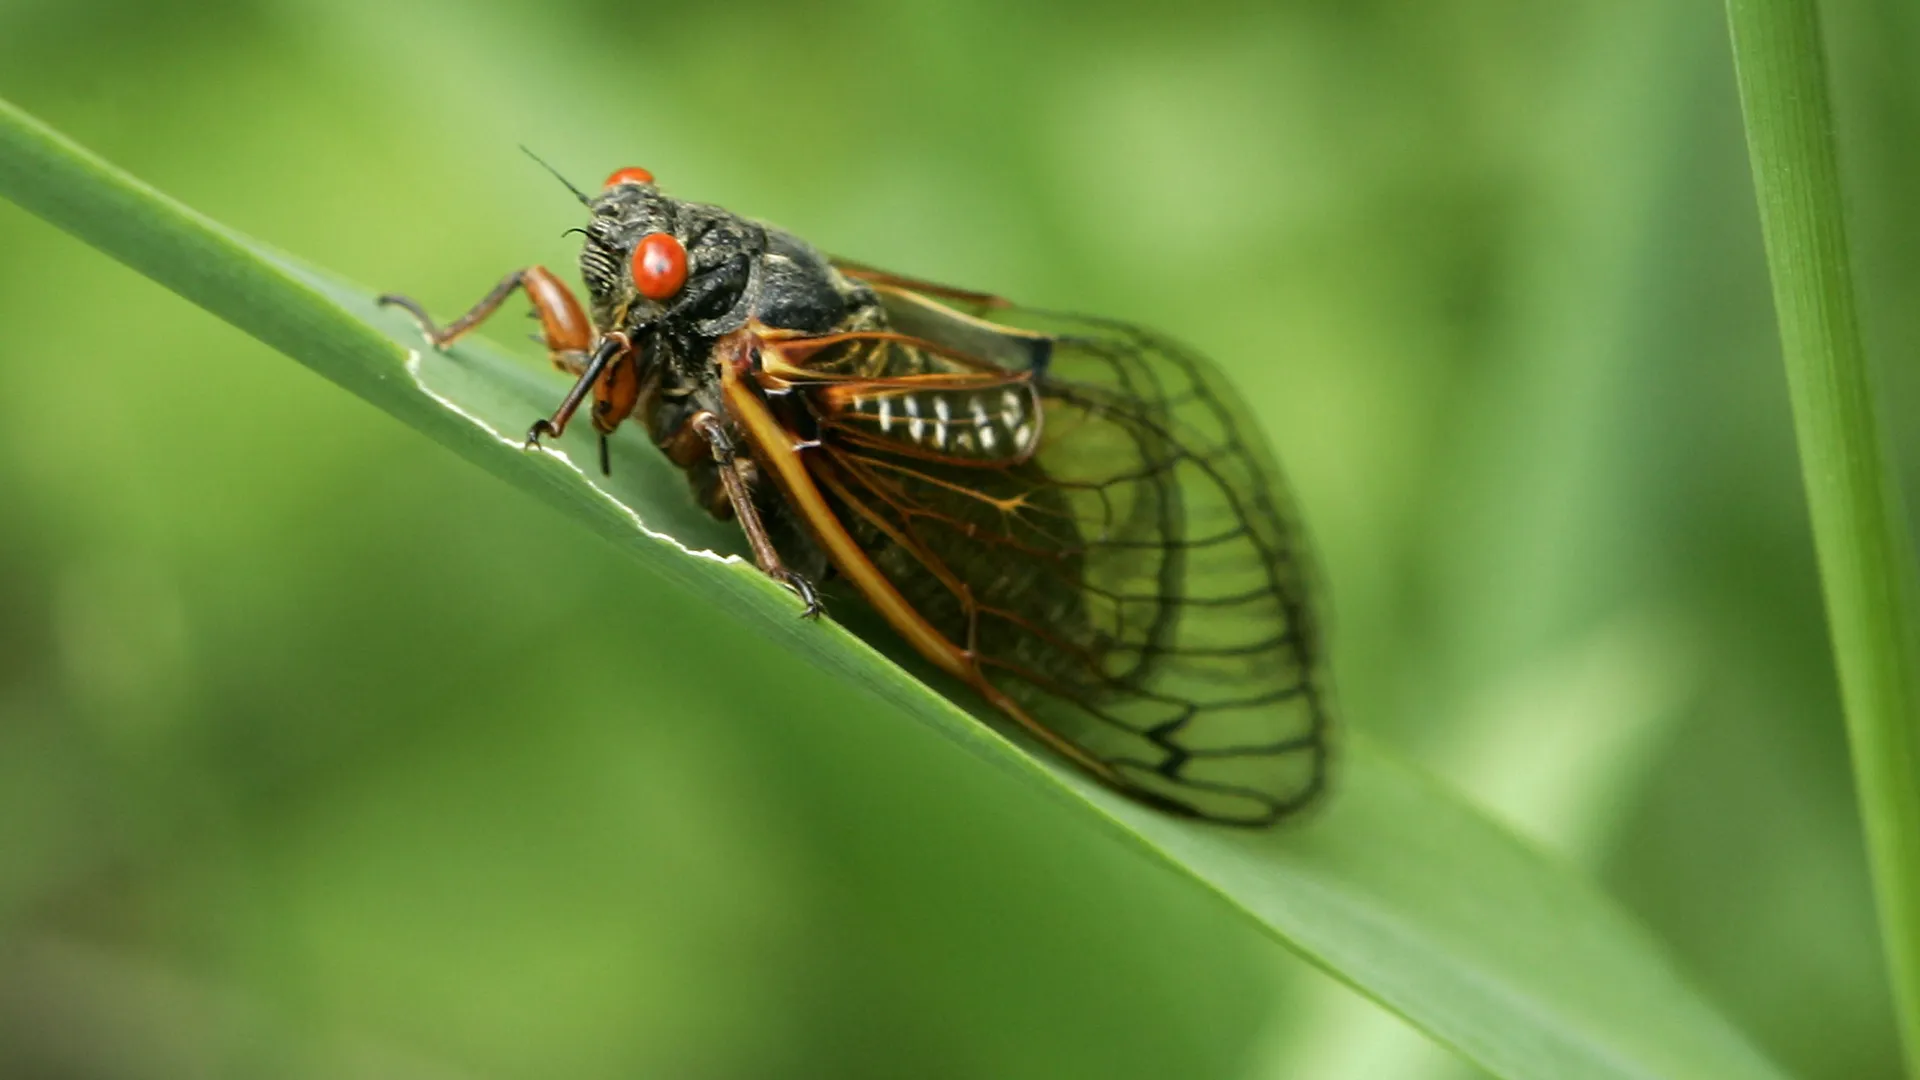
[380,164,1331,825]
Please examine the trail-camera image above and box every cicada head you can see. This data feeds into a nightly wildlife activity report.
[577,166,690,328]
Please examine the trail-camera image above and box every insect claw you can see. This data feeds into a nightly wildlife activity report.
[524,419,558,450]
[778,571,825,619]
[376,292,450,349]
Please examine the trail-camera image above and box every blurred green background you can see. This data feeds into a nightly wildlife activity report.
[0,0,1914,1077]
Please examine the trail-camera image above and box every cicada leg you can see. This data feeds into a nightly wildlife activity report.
[523,331,631,450]
[379,268,639,469]
[379,266,592,369]
[689,410,824,619]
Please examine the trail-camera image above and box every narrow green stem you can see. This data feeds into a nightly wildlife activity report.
[1725,0,1920,1072]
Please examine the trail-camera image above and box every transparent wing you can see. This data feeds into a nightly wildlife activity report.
[797,276,1332,825]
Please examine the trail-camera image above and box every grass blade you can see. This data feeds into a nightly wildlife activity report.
[1724,0,1920,1072]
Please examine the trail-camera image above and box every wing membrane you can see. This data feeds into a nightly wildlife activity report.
[783,277,1331,824]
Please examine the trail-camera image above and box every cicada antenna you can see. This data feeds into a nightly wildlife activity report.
[520,145,591,206]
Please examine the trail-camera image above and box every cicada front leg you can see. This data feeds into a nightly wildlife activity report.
[379,268,639,472]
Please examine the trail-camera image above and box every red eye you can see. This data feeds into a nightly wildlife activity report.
[603,165,655,188]
[631,232,687,300]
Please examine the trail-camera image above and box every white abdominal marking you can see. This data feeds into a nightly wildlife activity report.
[964,396,995,453]
[932,395,951,447]
[1000,389,1023,428]
[858,388,1030,456]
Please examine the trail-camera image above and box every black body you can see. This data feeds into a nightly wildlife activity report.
[578,182,885,577]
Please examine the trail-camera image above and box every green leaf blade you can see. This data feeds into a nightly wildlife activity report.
[1723,0,1920,1073]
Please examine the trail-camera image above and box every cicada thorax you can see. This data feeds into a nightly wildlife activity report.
[635,282,877,527]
